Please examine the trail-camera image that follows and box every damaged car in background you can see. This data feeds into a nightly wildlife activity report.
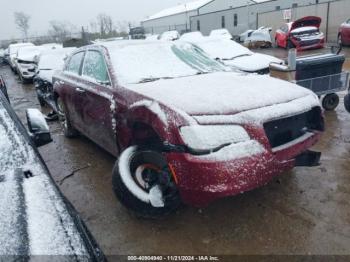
[34,47,76,109]
[52,40,324,218]
[15,46,42,84]
[8,42,34,73]
[0,86,105,260]
[275,16,325,50]
[239,27,273,48]
[180,32,282,74]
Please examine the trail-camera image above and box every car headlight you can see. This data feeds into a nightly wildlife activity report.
[180,125,250,152]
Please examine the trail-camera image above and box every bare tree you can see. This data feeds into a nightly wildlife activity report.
[14,12,31,40]
[96,13,114,36]
[48,20,77,42]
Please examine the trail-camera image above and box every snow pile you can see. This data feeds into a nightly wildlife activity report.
[27,108,49,132]
[127,72,315,116]
[159,30,180,41]
[209,29,233,40]
[180,125,250,151]
[180,32,204,42]
[0,105,90,256]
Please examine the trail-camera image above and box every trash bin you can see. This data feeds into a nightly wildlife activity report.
[295,53,345,92]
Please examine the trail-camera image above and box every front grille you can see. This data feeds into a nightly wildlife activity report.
[263,107,324,149]
[299,39,320,47]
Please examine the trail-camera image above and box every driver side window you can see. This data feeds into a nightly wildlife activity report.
[82,50,110,84]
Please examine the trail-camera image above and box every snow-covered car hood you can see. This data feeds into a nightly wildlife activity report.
[127,72,317,117]
[223,53,282,72]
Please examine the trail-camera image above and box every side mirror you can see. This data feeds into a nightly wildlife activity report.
[26,109,52,147]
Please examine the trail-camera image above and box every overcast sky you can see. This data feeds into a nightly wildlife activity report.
[0,0,195,40]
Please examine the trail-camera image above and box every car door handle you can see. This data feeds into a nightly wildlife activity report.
[75,87,85,93]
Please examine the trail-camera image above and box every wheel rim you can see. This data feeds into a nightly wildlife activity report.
[119,147,179,207]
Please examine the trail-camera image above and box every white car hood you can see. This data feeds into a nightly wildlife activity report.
[127,72,316,116]
[224,53,283,72]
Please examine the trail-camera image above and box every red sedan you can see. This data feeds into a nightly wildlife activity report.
[338,19,350,46]
[275,16,325,50]
[52,41,324,217]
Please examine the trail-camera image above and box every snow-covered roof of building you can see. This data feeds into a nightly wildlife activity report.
[144,0,212,21]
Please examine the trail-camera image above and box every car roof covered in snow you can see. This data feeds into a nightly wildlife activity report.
[0,93,104,259]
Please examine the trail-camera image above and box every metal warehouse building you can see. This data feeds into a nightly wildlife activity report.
[142,0,349,41]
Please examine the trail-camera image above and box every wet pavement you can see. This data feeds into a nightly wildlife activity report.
[1,46,350,256]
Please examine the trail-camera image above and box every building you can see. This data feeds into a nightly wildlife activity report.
[142,0,347,41]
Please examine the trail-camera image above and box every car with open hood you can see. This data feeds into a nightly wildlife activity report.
[52,40,324,218]
[15,46,42,83]
[0,87,105,260]
[180,32,282,74]
[338,18,350,46]
[275,16,325,50]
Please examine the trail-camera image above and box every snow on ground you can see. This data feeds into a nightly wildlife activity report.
[209,29,233,40]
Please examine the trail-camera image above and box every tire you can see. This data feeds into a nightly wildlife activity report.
[344,94,350,113]
[322,93,340,111]
[56,97,79,138]
[112,146,181,219]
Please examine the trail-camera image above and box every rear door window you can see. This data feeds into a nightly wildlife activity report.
[66,52,85,75]
[82,50,110,84]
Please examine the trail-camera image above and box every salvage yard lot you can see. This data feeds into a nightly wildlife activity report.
[2,46,350,256]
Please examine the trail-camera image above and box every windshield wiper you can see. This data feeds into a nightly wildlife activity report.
[223,54,252,61]
[139,77,173,83]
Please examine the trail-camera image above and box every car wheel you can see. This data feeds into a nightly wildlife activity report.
[344,94,350,113]
[322,93,340,111]
[56,97,78,138]
[112,146,182,219]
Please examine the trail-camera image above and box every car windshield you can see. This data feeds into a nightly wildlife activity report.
[107,41,228,84]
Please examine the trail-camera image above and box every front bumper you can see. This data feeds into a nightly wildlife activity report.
[292,37,325,51]
[166,131,321,207]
